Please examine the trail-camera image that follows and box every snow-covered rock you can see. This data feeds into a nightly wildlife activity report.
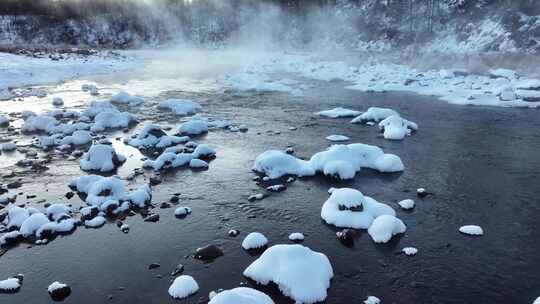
[367,215,407,243]
[71,175,125,207]
[90,110,135,132]
[243,244,333,304]
[208,287,274,304]
[6,206,30,229]
[252,150,314,179]
[127,124,189,149]
[364,296,381,304]
[174,206,192,217]
[516,89,540,102]
[378,115,418,140]
[84,216,106,228]
[242,232,268,250]
[36,219,76,239]
[179,118,208,136]
[189,159,208,168]
[47,281,71,301]
[168,275,199,299]
[351,107,398,123]
[22,115,58,133]
[0,276,22,293]
[59,130,92,146]
[126,184,152,208]
[110,91,144,105]
[402,247,418,256]
[321,188,395,229]
[80,144,126,172]
[288,232,305,242]
[19,213,50,237]
[159,99,202,116]
[309,143,404,178]
[459,225,484,236]
[397,199,415,210]
[326,134,350,142]
[315,107,361,118]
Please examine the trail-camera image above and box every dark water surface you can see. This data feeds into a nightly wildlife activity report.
[1,78,539,304]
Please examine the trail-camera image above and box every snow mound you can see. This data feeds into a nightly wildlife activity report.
[110,91,144,105]
[208,287,274,304]
[90,110,135,132]
[364,296,381,304]
[72,175,125,206]
[59,130,92,146]
[288,232,305,241]
[459,225,484,236]
[309,143,404,178]
[398,199,415,210]
[378,115,418,140]
[19,213,50,237]
[174,206,192,217]
[326,135,350,142]
[243,244,333,304]
[159,99,202,116]
[351,107,398,123]
[6,206,30,229]
[315,107,361,118]
[143,144,215,170]
[47,281,68,293]
[80,144,126,172]
[22,115,58,133]
[179,118,208,135]
[84,216,106,228]
[321,188,395,229]
[0,277,22,292]
[168,275,199,299]
[367,215,407,243]
[127,124,189,149]
[402,247,418,256]
[242,232,268,250]
[252,150,314,179]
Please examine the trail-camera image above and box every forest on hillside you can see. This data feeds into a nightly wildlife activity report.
[0,0,539,52]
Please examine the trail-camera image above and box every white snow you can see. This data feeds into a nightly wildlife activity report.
[90,110,135,132]
[288,232,305,241]
[378,115,418,140]
[6,206,30,229]
[243,244,333,304]
[533,296,540,304]
[22,115,58,133]
[315,107,361,118]
[71,175,125,207]
[127,124,189,149]
[252,150,314,179]
[179,118,208,135]
[36,219,76,238]
[84,216,106,228]
[321,188,395,229]
[326,135,350,142]
[19,213,50,237]
[208,287,274,304]
[367,215,407,243]
[0,231,21,246]
[351,107,398,123]
[80,144,126,172]
[47,281,68,293]
[0,277,21,292]
[168,275,199,299]
[110,91,144,105]
[174,206,192,216]
[189,159,209,168]
[59,130,92,146]
[402,247,418,256]
[242,232,268,250]
[459,225,484,236]
[159,99,202,116]
[126,185,152,208]
[364,296,381,304]
[397,199,415,210]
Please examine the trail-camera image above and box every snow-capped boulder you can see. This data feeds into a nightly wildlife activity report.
[159,99,202,116]
[397,199,415,210]
[36,219,76,239]
[378,115,418,140]
[326,134,350,142]
[242,232,268,250]
[21,115,58,133]
[19,213,50,237]
[110,91,144,105]
[321,188,395,229]
[83,101,116,118]
[309,143,404,178]
[168,275,199,299]
[351,107,398,124]
[364,296,381,304]
[71,175,125,208]
[243,244,333,304]
[47,281,71,301]
[288,232,305,242]
[0,231,22,246]
[90,110,135,132]
[459,225,484,236]
[84,216,106,228]
[6,206,30,230]
[191,144,216,159]
[80,144,126,172]
[59,130,92,146]
[315,107,361,118]
[208,287,274,304]
[253,150,314,179]
[402,247,418,256]
[126,184,152,208]
[0,276,22,293]
[174,206,192,217]
[127,124,189,149]
[179,119,208,136]
[189,159,208,168]
[367,215,406,243]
